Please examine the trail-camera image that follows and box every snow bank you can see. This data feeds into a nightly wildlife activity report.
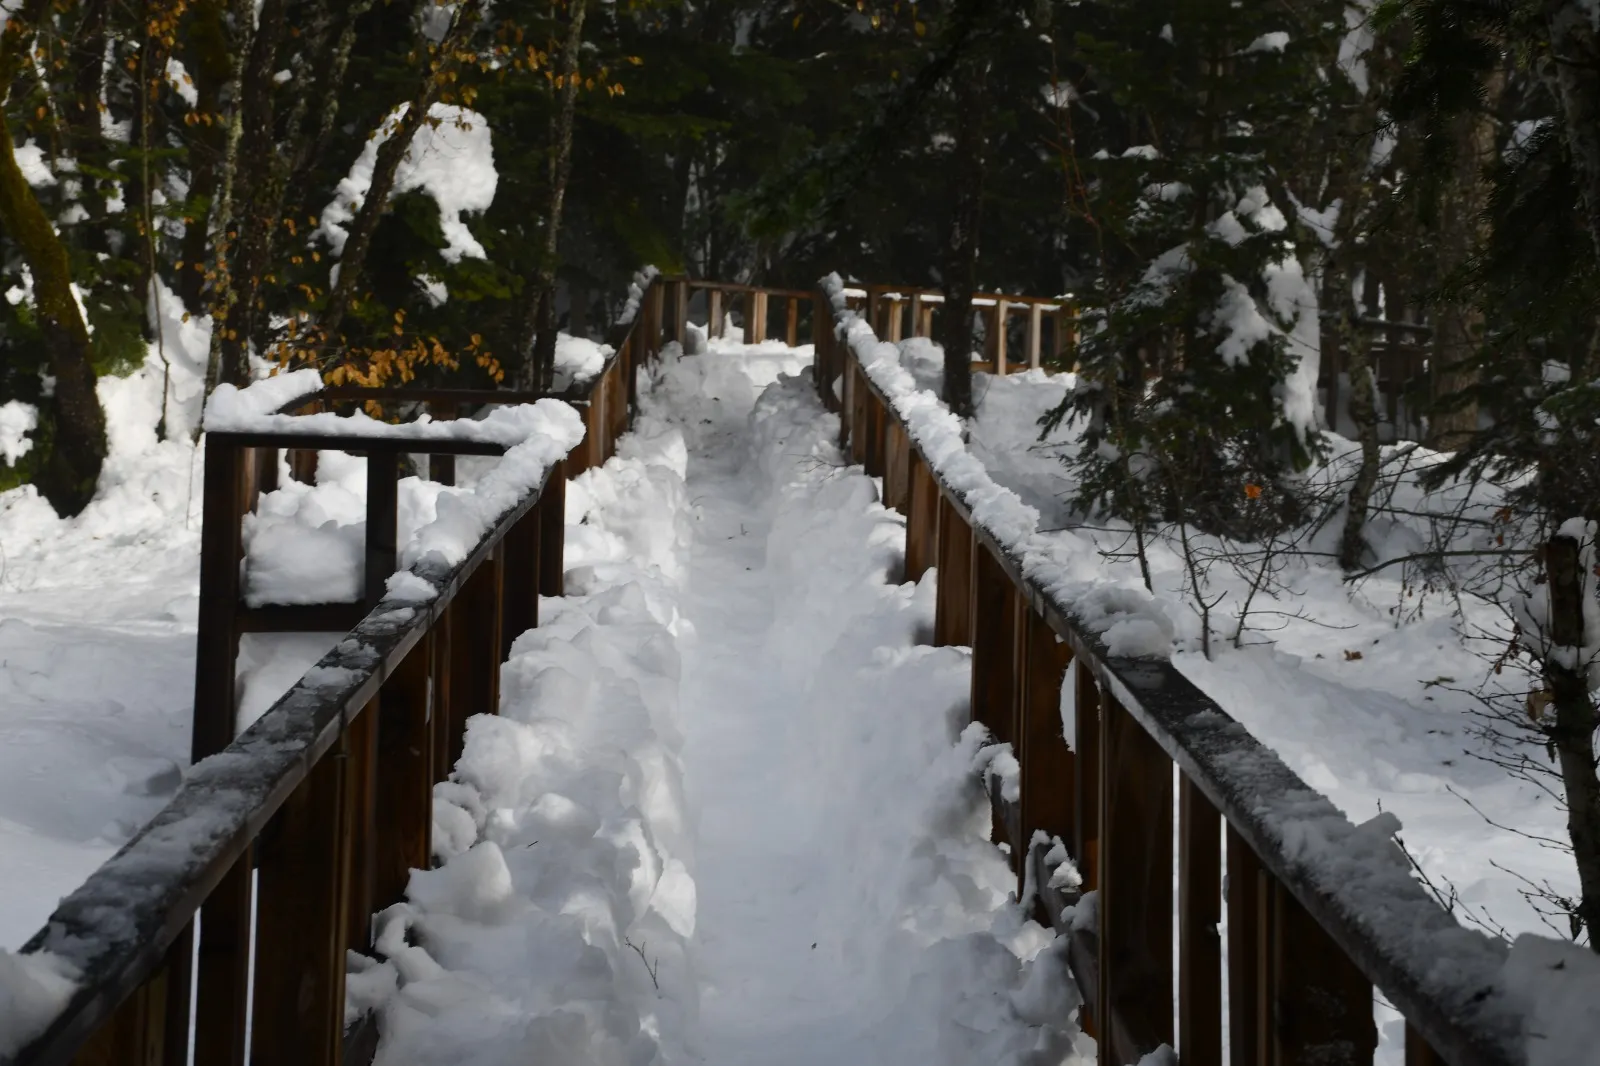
[354,352,695,1064]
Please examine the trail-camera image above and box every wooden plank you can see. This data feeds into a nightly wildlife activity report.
[237,602,367,633]
[786,297,800,346]
[1099,693,1174,1065]
[1075,663,1102,893]
[1018,609,1073,911]
[252,734,354,1066]
[883,420,911,515]
[909,293,925,338]
[500,504,541,661]
[432,604,455,786]
[365,453,399,608]
[1405,1023,1445,1066]
[932,497,975,649]
[1227,825,1262,1066]
[1028,303,1044,370]
[675,280,690,348]
[539,463,566,599]
[447,556,503,767]
[288,447,319,484]
[161,925,192,1066]
[749,291,768,343]
[1271,878,1377,1065]
[993,300,1010,375]
[345,697,380,953]
[1181,775,1223,1066]
[193,439,245,762]
[970,544,1018,748]
[709,289,724,340]
[192,851,252,1066]
[375,634,434,911]
[70,956,172,1066]
[904,451,940,584]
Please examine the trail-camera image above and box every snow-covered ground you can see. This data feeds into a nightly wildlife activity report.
[961,369,1576,956]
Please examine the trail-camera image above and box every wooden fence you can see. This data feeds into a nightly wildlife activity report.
[0,272,825,1066]
[829,282,1437,444]
[816,289,1518,1066]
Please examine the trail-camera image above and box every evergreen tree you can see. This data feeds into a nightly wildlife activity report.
[1045,0,1335,539]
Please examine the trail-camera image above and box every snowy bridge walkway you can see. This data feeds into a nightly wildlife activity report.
[2,276,1529,1066]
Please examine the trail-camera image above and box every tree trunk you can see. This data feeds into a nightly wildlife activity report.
[203,0,263,394]
[937,53,990,421]
[1545,2,1600,264]
[1338,320,1381,572]
[525,0,591,391]
[210,0,289,386]
[0,113,106,516]
[320,0,484,346]
[1541,534,1600,949]
[177,0,235,315]
[1428,67,1504,450]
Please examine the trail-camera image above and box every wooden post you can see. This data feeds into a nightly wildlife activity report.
[365,451,399,607]
[1075,665,1102,893]
[971,544,1018,748]
[539,462,566,599]
[1099,694,1174,1064]
[70,956,177,1066]
[883,420,911,515]
[993,301,1010,375]
[431,605,455,785]
[648,280,665,360]
[709,288,724,341]
[1226,826,1262,1066]
[905,451,940,584]
[192,852,253,1066]
[1018,610,1073,906]
[1271,880,1376,1064]
[252,737,355,1066]
[1405,1024,1445,1066]
[886,297,904,342]
[1028,303,1044,370]
[933,497,975,648]
[448,551,504,766]
[1055,307,1075,365]
[786,296,800,347]
[501,501,542,660]
[375,635,434,911]
[1180,777,1223,1066]
[674,280,690,349]
[344,697,380,953]
[193,439,246,763]
[748,291,768,343]
[909,293,925,338]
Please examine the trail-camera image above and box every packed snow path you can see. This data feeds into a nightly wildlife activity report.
[653,341,1085,1065]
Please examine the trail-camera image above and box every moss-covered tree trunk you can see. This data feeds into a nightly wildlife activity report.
[0,113,107,516]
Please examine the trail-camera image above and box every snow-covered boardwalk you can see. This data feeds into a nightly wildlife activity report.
[313,340,1081,1063]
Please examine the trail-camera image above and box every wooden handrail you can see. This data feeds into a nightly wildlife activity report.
[817,281,1522,1066]
[2,272,680,1066]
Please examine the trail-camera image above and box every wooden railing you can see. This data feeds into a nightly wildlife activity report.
[816,284,1520,1066]
[0,272,833,1066]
